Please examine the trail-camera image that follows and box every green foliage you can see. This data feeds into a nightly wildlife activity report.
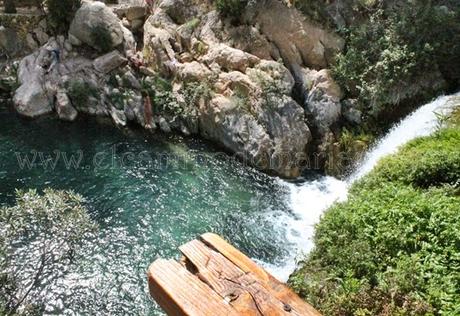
[332,2,460,115]
[142,76,212,119]
[326,128,373,176]
[141,75,179,117]
[66,79,98,109]
[294,0,333,27]
[361,128,460,189]
[46,0,81,34]
[4,0,17,14]
[289,121,460,315]
[0,189,96,315]
[90,24,114,53]
[184,18,201,30]
[215,0,248,23]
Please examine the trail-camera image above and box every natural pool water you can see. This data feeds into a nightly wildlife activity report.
[3,91,454,315]
[0,108,298,315]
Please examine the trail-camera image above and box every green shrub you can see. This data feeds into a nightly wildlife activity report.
[0,189,96,315]
[289,122,460,315]
[90,24,114,53]
[361,128,460,189]
[215,0,248,23]
[294,0,333,27]
[46,0,81,34]
[4,0,17,14]
[332,2,460,116]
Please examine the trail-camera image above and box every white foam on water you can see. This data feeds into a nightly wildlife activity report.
[265,92,460,282]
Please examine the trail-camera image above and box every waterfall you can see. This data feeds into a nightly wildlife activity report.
[266,92,460,282]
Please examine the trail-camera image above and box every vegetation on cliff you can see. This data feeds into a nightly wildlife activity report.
[331,1,460,121]
[289,106,460,315]
[46,0,81,34]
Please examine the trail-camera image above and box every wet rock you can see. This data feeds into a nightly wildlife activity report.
[56,89,78,121]
[159,117,172,133]
[130,19,144,32]
[110,106,128,127]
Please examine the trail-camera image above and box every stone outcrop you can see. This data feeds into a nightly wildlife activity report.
[13,45,54,117]
[245,0,344,70]
[302,68,343,134]
[69,1,124,51]
[93,51,127,73]
[11,0,348,178]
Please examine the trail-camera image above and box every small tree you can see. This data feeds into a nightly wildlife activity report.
[0,189,96,315]
[4,0,16,14]
[46,0,81,34]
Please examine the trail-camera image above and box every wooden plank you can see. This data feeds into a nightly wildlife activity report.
[147,258,239,316]
[200,233,321,316]
[180,239,305,316]
[200,233,270,283]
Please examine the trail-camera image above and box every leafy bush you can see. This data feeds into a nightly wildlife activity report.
[294,0,333,27]
[90,24,114,53]
[4,0,17,14]
[332,2,460,116]
[362,128,460,188]
[0,189,96,315]
[215,0,248,23]
[46,0,81,34]
[289,119,460,315]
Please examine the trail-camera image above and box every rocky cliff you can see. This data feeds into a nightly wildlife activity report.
[6,0,350,178]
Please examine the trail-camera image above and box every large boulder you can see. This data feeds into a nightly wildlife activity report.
[93,50,127,73]
[201,44,260,73]
[198,92,310,178]
[13,48,54,117]
[69,1,124,51]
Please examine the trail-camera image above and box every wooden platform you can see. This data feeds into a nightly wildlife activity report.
[147,233,321,316]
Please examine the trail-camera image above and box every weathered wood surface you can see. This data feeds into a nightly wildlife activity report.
[147,233,321,316]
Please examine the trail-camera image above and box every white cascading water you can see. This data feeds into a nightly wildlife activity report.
[265,92,460,282]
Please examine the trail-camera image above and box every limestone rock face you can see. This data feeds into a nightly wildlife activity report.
[13,48,53,117]
[246,0,344,69]
[140,0,318,177]
[69,1,124,51]
[202,44,260,73]
[302,69,343,133]
[13,38,137,128]
[11,0,347,178]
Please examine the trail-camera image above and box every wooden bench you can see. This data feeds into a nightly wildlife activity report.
[147,233,321,316]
